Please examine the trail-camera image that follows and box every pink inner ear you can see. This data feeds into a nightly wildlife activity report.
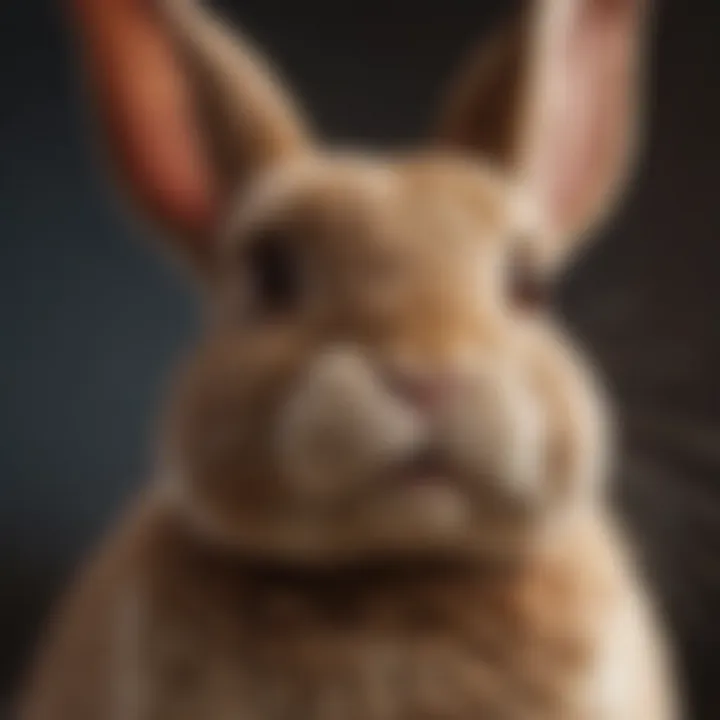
[527,0,640,238]
[72,0,220,242]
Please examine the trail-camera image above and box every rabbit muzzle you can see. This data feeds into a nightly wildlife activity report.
[276,345,547,529]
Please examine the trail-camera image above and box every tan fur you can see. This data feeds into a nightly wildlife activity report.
[17,0,679,718]
[18,497,677,720]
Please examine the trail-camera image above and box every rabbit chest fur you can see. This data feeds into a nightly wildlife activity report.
[21,500,670,720]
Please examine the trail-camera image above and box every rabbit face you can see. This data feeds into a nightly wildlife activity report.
[78,0,644,563]
[161,154,608,563]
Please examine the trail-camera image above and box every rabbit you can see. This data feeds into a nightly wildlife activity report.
[15,0,681,718]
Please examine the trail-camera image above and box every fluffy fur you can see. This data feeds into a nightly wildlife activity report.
[16,0,680,718]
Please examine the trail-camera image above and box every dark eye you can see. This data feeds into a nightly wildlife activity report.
[507,247,552,311]
[245,230,301,315]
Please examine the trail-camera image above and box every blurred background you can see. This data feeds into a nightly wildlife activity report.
[1,0,718,717]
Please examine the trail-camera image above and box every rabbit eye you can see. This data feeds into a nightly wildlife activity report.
[507,248,552,311]
[245,231,301,315]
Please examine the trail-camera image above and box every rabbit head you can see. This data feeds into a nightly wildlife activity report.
[74,0,648,564]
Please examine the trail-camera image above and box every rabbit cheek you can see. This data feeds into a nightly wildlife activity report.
[436,362,547,514]
[169,385,280,518]
[163,331,314,519]
[275,346,426,505]
[535,346,610,508]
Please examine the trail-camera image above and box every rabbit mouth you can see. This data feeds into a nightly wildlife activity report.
[389,445,461,490]
[344,443,472,509]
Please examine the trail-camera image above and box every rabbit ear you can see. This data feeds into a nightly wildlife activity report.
[435,0,649,256]
[69,0,311,276]
[433,11,534,174]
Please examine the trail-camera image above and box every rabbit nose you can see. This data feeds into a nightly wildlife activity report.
[382,365,454,412]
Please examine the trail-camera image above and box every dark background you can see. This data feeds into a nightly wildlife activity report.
[1,0,719,716]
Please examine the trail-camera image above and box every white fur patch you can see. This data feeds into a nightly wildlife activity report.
[276,345,425,499]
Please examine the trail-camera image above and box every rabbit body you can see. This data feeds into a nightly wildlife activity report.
[17,0,681,717]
